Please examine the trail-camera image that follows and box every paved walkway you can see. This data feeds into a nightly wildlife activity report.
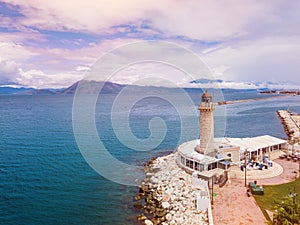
[212,158,299,225]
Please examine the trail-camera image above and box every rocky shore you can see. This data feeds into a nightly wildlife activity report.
[134,152,210,225]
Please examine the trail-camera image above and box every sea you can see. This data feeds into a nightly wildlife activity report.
[0,89,300,225]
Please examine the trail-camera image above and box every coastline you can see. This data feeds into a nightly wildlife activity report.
[134,152,210,225]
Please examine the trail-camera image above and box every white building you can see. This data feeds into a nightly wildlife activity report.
[217,135,287,163]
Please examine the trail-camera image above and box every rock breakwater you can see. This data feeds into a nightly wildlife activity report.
[134,153,210,225]
[277,110,300,142]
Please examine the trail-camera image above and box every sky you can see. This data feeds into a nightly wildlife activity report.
[0,0,299,89]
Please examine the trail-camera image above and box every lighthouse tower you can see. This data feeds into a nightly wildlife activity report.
[196,90,215,156]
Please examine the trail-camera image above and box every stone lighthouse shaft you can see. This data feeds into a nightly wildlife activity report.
[195,90,215,157]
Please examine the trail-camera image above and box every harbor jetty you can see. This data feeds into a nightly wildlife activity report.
[277,110,300,143]
[217,94,289,105]
[135,153,212,225]
[260,90,300,95]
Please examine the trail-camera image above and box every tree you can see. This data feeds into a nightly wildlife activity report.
[272,196,300,225]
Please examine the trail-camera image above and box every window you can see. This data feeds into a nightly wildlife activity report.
[186,159,194,169]
[208,162,217,170]
[199,164,204,171]
[180,155,185,165]
[194,162,199,171]
[195,162,204,171]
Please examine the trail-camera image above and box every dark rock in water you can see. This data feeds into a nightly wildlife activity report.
[152,216,166,224]
[134,193,144,201]
[126,215,144,225]
[137,214,147,221]
[139,185,150,193]
[154,209,166,218]
[133,203,145,210]
[144,205,155,214]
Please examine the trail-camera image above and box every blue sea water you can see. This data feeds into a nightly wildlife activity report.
[0,91,300,225]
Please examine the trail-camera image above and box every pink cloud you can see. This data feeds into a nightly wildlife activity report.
[0,0,299,88]
[3,0,297,41]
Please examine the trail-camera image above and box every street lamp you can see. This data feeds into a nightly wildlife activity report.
[208,176,214,205]
[211,178,214,205]
[244,149,249,187]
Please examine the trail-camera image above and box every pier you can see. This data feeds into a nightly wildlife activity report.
[217,95,289,105]
[277,110,300,144]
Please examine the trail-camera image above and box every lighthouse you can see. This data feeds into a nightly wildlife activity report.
[176,89,288,175]
[196,90,215,156]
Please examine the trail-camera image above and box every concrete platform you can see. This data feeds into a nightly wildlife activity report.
[229,161,283,180]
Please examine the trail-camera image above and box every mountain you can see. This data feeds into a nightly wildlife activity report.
[61,80,124,94]
[1,79,299,95]
[0,87,34,95]
[0,80,124,95]
[15,89,59,95]
[60,81,79,94]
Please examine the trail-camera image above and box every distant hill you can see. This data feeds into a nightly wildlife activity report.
[1,79,298,95]
[0,80,124,95]
[15,89,59,95]
[61,80,124,94]
[0,87,34,95]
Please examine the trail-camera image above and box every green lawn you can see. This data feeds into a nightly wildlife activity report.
[254,177,300,220]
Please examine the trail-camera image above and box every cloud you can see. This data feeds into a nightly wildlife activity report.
[0,0,299,88]
[105,61,194,87]
[0,57,18,73]
[202,36,300,82]
[0,57,19,83]
[2,0,152,34]
[0,41,35,61]
[187,80,300,89]
[3,0,298,41]
[76,65,90,72]
[16,69,83,89]
[0,63,83,88]
[149,0,279,40]
[0,42,84,88]
[0,38,144,88]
